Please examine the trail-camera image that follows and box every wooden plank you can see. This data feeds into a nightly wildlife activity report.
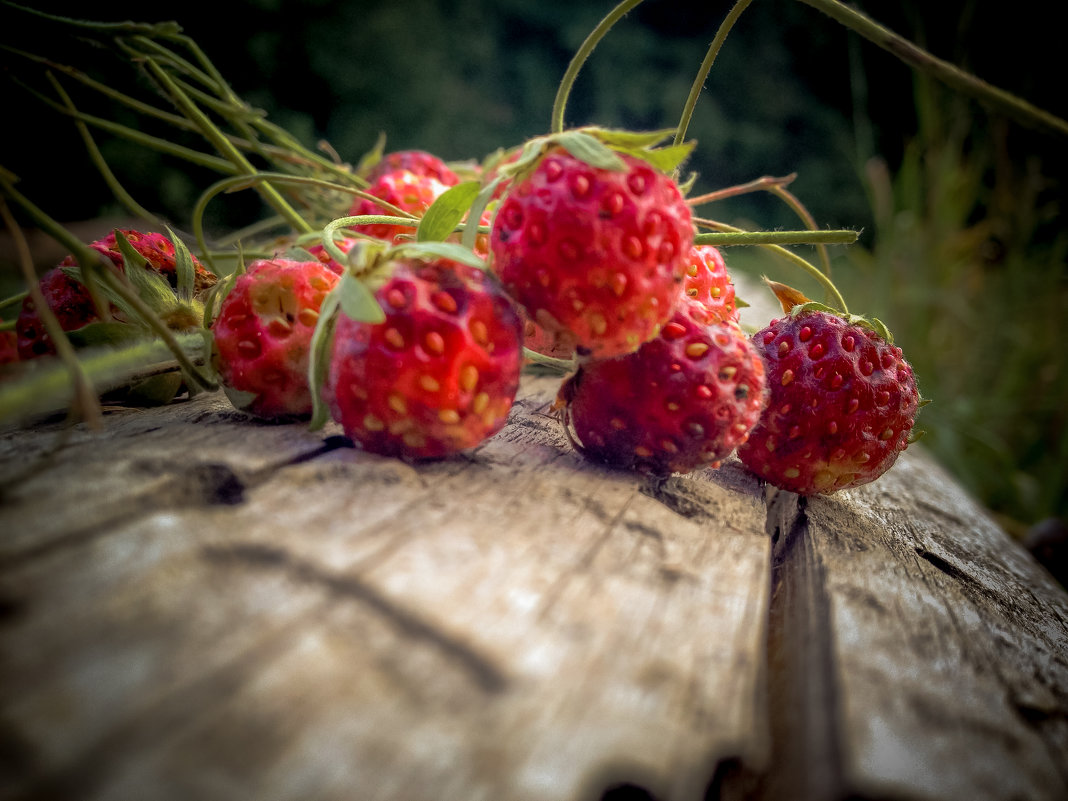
[0,374,772,801]
[747,446,1068,801]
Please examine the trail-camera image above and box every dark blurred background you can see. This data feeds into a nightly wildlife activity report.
[2,0,1065,545]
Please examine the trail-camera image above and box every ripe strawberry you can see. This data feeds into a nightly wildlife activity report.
[736,305,921,494]
[211,258,339,419]
[556,296,767,476]
[684,244,738,323]
[325,257,523,460]
[0,317,18,367]
[364,149,460,186]
[490,146,694,359]
[350,169,452,244]
[16,229,216,359]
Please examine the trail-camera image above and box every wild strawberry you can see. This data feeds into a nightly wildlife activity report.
[683,244,738,323]
[737,301,921,494]
[16,229,216,359]
[304,237,358,275]
[0,317,18,367]
[349,169,452,244]
[490,146,693,359]
[364,149,460,186]
[556,296,767,476]
[325,257,523,460]
[211,258,339,419]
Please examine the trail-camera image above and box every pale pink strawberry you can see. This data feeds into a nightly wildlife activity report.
[684,244,738,323]
[349,169,451,244]
[211,258,339,419]
[364,150,460,186]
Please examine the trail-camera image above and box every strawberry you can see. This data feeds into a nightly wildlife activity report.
[0,317,18,367]
[16,229,216,359]
[683,244,738,323]
[490,146,693,359]
[556,296,767,476]
[364,149,460,186]
[304,237,358,275]
[211,258,339,419]
[349,169,452,244]
[325,257,523,460]
[736,296,921,494]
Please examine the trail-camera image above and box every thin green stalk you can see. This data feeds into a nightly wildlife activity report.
[550,0,647,134]
[695,220,851,311]
[766,183,832,275]
[0,291,29,312]
[2,2,181,37]
[143,57,314,234]
[675,0,754,146]
[46,73,160,226]
[797,0,1068,138]
[0,334,207,429]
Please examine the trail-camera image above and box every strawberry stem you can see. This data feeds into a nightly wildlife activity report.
[797,0,1068,139]
[674,0,755,148]
[694,219,851,312]
[550,0,646,134]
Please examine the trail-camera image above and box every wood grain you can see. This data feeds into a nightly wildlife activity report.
[0,374,771,801]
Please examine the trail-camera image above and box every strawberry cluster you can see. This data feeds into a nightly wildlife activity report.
[9,134,921,495]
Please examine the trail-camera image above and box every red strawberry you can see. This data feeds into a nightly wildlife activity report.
[737,301,921,494]
[364,150,460,186]
[556,296,767,476]
[350,169,451,244]
[683,244,738,323]
[16,229,216,359]
[490,146,693,359]
[211,258,339,419]
[0,317,18,367]
[325,257,523,460]
[304,237,358,275]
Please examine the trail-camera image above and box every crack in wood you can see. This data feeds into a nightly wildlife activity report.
[200,542,509,695]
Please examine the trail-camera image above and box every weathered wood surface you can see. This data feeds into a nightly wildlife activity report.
[1,372,1066,801]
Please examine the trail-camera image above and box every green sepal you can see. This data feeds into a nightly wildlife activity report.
[307,286,343,431]
[336,270,385,324]
[585,127,676,150]
[416,180,481,243]
[125,372,185,406]
[907,428,927,444]
[735,296,750,310]
[280,246,320,262]
[618,141,696,174]
[463,175,505,252]
[167,227,196,302]
[222,384,261,413]
[65,321,146,348]
[552,130,628,171]
[790,301,897,344]
[355,131,388,177]
[113,230,178,317]
[385,241,489,272]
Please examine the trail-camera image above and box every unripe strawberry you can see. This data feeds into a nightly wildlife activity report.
[326,258,523,461]
[737,307,921,494]
[211,258,339,419]
[490,146,693,359]
[557,297,767,476]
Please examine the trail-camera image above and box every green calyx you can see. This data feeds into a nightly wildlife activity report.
[495,127,696,187]
[788,301,894,345]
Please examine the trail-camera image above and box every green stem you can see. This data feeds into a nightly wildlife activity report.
[695,221,850,312]
[797,0,1068,138]
[693,229,857,246]
[550,0,647,134]
[1,1,181,37]
[0,333,207,429]
[143,57,314,234]
[46,73,160,226]
[675,0,755,146]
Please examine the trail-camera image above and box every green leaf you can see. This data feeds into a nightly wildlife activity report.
[167,227,196,302]
[462,176,505,252]
[386,241,489,271]
[552,130,628,171]
[113,230,176,316]
[222,384,261,413]
[416,180,481,243]
[355,131,388,176]
[307,288,343,431]
[336,271,386,324]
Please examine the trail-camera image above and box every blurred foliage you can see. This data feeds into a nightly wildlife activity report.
[2,0,1065,531]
